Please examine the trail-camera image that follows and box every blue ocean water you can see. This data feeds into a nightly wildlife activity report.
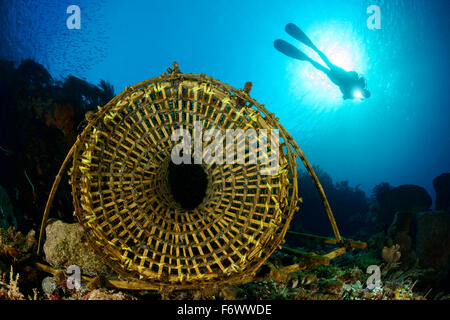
[1,0,449,198]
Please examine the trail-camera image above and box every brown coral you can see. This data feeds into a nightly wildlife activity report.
[0,227,36,263]
[0,267,25,300]
[45,103,75,137]
[382,244,401,265]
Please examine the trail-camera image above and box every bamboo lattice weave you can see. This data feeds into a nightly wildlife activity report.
[69,71,302,289]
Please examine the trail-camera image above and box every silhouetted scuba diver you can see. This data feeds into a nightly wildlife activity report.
[274,23,370,100]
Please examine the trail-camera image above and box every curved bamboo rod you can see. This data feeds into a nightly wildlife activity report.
[252,103,342,242]
[293,143,342,242]
[37,143,76,255]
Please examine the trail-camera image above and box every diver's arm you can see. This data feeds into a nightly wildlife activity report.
[342,93,352,100]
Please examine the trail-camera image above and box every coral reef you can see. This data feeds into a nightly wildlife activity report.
[293,166,369,238]
[83,289,133,301]
[0,58,449,300]
[0,216,447,301]
[387,211,416,269]
[376,185,431,227]
[433,173,450,211]
[0,186,16,229]
[0,267,26,300]
[0,227,36,268]
[416,211,450,271]
[382,244,401,265]
[0,59,115,232]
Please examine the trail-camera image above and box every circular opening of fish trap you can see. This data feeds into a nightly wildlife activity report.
[167,161,208,210]
[69,71,301,289]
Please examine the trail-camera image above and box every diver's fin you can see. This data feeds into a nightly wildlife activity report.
[285,23,315,48]
[274,39,310,61]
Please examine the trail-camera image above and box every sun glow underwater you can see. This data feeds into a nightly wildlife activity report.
[287,24,367,108]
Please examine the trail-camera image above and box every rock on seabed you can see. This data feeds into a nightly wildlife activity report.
[43,220,110,275]
[416,211,450,271]
[378,185,432,227]
[433,173,450,211]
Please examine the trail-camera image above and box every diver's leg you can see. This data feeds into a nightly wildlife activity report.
[285,23,315,48]
[274,38,332,76]
[285,23,337,71]
[307,59,331,76]
[274,39,312,61]
[309,45,338,71]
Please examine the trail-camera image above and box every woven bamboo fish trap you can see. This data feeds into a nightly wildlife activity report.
[38,63,365,290]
